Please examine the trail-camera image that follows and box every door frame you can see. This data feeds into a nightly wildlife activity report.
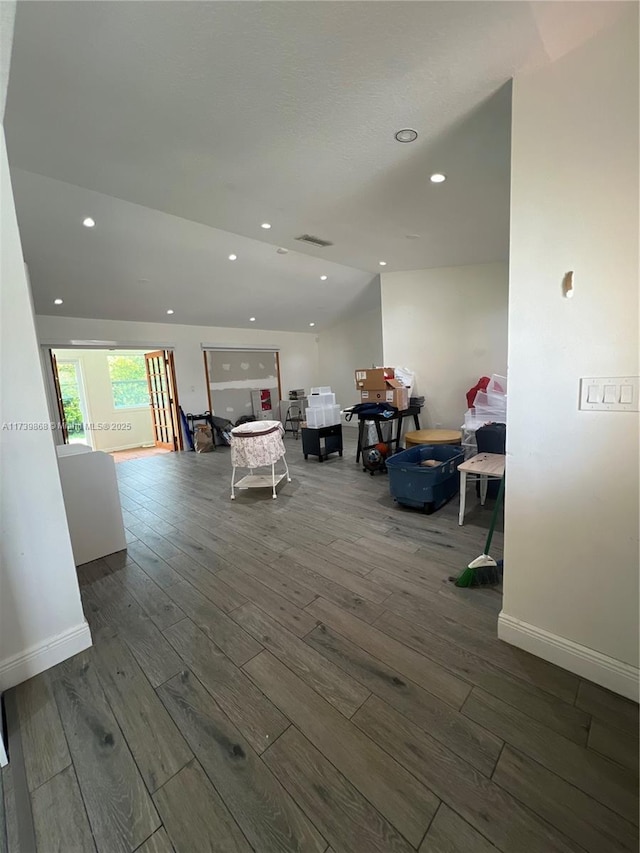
[43,344,182,450]
[55,356,94,448]
[49,351,69,444]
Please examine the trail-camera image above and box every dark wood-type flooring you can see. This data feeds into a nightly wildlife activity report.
[2,435,638,853]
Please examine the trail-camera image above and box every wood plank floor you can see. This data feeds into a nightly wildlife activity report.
[5,434,639,853]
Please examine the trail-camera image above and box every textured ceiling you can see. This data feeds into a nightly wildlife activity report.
[4,1,626,328]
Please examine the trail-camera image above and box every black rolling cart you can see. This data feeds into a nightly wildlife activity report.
[301,424,343,462]
[355,405,422,463]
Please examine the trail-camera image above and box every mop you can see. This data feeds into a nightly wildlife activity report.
[451,474,505,587]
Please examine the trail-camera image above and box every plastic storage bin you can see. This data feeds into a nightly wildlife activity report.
[473,392,506,422]
[461,425,478,459]
[488,374,507,395]
[305,408,325,428]
[310,386,332,395]
[325,404,341,426]
[308,392,336,407]
[386,444,465,513]
[305,404,341,428]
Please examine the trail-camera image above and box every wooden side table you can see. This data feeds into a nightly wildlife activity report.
[405,428,462,448]
[458,452,505,525]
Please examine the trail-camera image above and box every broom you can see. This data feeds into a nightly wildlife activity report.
[452,474,505,587]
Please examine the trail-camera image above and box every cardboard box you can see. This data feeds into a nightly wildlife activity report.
[361,380,409,410]
[354,367,395,391]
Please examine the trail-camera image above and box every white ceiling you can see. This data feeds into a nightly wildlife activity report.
[12,168,374,331]
[4,1,625,329]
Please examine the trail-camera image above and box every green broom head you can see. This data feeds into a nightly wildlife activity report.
[454,555,501,588]
[453,565,476,588]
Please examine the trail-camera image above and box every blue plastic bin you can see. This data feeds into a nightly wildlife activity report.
[386,444,465,513]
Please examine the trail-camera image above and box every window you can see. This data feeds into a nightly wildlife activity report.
[57,360,86,439]
[107,354,149,409]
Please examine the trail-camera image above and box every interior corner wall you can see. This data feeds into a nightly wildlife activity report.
[317,281,384,423]
[501,11,639,699]
[0,128,91,691]
[35,315,320,420]
[380,263,508,429]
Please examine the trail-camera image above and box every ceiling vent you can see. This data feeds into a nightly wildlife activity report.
[295,234,333,248]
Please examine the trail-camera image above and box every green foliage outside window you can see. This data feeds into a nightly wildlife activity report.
[108,355,149,409]
[57,361,84,437]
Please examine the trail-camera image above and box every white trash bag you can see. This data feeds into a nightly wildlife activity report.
[394,366,415,397]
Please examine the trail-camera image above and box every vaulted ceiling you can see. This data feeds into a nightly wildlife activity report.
[4,1,624,329]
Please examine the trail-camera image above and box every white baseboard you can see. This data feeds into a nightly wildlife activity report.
[100,442,152,453]
[0,622,93,693]
[498,612,639,702]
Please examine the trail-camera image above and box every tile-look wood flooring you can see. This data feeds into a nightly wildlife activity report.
[3,436,638,853]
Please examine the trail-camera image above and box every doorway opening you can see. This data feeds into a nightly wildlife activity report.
[203,348,282,425]
[53,356,92,447]
[48,347,182,458]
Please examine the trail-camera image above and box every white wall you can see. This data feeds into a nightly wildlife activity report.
[0,3,15,123]
[37,316,320,421]
[318,281,384,423]
[380,263,508,429]
[0,129,91,691]
[53,348,155,451]
[500,12,639,699]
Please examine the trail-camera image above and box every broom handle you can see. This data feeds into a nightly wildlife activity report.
[484,474,505,554]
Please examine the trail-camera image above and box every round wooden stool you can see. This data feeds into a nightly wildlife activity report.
[404,428,462,448]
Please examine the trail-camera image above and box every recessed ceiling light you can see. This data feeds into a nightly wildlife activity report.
[261,223,272,229]
[54,298,63,305]
[395,129,418,143]
[430,173,446,183]
[276,247,289,255]
[228,253,238,261]
[309,322,315,327]
[406,234,420,240]
[249,317,256,322]
[379,261,387,266]
[166,309,174,315]
[320,275,328,281]
[82,217,95,228]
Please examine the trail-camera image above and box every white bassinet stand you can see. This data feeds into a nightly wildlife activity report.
[230,420,291,500]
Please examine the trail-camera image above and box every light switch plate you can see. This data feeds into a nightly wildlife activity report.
[580,377,640,411]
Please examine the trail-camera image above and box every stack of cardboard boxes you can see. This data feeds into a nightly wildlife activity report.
[354,368,409,410]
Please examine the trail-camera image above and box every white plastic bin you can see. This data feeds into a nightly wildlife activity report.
[489,374,507,395]
[308,392,336,407]
[305,408,326,428]
[305,404,341,428]
[465,409,485,427]
[310,386,332,395]
[324,404,341,426]
[486,389,507,408]
[474,391,506,421]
